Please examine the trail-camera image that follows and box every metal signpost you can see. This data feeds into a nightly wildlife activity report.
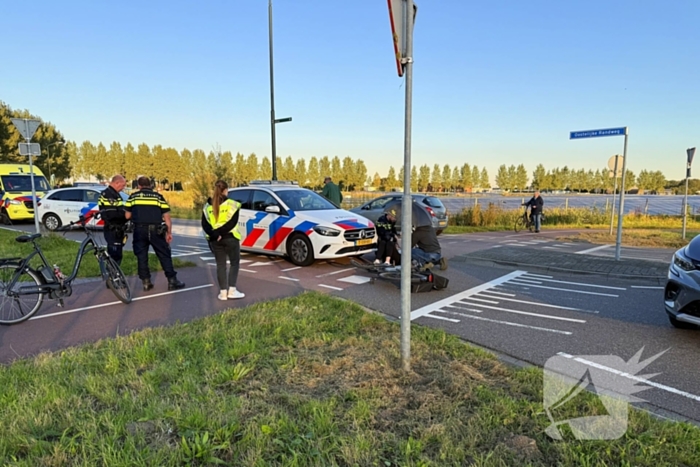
[10,118,42,234]
[268,0,292,181]
[683,147,696,239]
[570,127,628,260]
[607,154,622,235]
[388,0,417,370]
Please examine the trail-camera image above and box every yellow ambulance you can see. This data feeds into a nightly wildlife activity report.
[0,164,51,222]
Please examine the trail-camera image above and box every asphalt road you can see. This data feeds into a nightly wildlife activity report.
[2,219,696,425]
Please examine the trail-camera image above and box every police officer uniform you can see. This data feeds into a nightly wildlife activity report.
[124,186,185,291]
[201,197,244,298]
[98,185,127,265]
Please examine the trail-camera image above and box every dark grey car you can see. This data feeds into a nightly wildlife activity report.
[665,236,700,328]
[350,194,448,234]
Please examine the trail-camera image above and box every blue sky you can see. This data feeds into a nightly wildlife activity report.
[3,0,699,182]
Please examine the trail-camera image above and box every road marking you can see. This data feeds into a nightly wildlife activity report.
[200,256,215,261]
[443,304,483,313]
[476,293,600,314]
[318,284,343,291]
[575,244,612,255]
[520,277,626,291]
[507,281,619,297]
[511,278,543,284]
[316,268,355,278]
[542,246,563,250]
[460,296,500,305]
[479,290,515,297]
[523,273,553,278]
[281,266,301,272]
[239,268,257,273]
[430,310,572,335]
[411,271,528,321]
[338,275,371,285]
[250,261,274,267]
[30,284,214,321]
[631,285,664,290]
[456,301,587,323]
[423,313,460,322]
[557,353,700,403]
[279,276,300,282]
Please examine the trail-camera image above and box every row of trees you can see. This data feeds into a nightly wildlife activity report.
[495,163,668,194]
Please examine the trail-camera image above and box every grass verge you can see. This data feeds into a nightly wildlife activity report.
[1,292,699,465]
[556,229,699,249]
[0,230,195,278]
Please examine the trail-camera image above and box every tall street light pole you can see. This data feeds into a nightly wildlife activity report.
[268,0,291,181]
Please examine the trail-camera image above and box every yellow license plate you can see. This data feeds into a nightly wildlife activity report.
[355,238,373,246]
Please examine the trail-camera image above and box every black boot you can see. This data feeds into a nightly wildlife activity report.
[142,278,154,291]
[168,276,185,291]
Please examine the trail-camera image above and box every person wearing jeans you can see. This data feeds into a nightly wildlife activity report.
[201,180,245,300]
[525,190,544,233]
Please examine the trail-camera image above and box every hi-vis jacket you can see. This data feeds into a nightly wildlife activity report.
[201,198,241,241]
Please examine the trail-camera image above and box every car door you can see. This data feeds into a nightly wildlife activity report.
[56,189,86,225]
[227,188,252,244]
[246,189,289,253]
[363,196,397,224]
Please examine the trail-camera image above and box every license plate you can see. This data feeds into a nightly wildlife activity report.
[355,238,373,246]
[439,221,447,226]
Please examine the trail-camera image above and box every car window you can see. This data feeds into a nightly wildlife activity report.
[251,190,280,212]
[228,189,252,209]
[368,197,393,210]
[422,196,445,208]
[84,190,100,203]
[1,175,50,192]
[50,189,84,202]
[275,189,336,211]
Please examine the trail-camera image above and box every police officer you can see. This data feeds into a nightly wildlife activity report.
[124,176,185,291]
[98,174,128,266]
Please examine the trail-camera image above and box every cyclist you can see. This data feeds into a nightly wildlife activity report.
[523,190,544,233]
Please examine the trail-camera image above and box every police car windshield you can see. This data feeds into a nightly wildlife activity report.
[276,189,338,211]
[1,175,50,192]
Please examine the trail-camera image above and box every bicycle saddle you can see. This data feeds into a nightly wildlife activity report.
[15,233,42,243]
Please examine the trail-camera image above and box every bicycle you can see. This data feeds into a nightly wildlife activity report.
[0,212,132,325]
[514,205,535,233]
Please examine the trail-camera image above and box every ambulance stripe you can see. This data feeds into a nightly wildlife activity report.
[243,228,265,247]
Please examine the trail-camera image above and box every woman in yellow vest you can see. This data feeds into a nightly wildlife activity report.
[201,180,244,300]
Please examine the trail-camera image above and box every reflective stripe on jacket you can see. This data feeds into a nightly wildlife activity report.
[203,199,241,240]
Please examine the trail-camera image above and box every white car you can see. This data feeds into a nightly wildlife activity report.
[227,181,377,266]
[37,186,128,230]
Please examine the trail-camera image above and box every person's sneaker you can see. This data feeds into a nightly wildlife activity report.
[439,257,448,271]
[373,259,381,265]
[228,287,245,299]
[167,277,186,290]
[535,230,540,233]
[217,290,228,301]
[142,278,154,291]
[383,261,392,266]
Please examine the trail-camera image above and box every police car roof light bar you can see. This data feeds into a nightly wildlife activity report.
[248,180,298,185]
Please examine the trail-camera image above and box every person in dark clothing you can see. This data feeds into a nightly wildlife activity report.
[375,209,400,266]
[201,180,244,300]
[124,176,185,291]
[412,225,447,270]
[98,175,128,266]
[321,176,342,206]
[524,190,544,233]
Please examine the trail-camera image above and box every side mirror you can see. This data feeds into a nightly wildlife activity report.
[265,205,280,214]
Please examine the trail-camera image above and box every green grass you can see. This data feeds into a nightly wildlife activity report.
[1,292,699,466]
[0,230,195,278]
[169,206,200,220]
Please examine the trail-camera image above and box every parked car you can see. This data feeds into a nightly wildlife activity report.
[664,237,700,329]
[227,181,377,266]
[36,186,127,231]
[349,194,448,234]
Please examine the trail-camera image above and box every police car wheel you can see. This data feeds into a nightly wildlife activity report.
[287,233,314,266]
[42,213,62,231]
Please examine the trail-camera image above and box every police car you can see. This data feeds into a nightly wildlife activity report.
[36,186,128,230]
[227,181,376,266]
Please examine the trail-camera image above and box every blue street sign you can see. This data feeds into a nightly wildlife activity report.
[570,127,626,139]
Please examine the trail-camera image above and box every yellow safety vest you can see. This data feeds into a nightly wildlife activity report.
[203,199,241,240]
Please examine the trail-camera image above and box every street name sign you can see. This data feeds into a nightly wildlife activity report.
[570,127,626,139]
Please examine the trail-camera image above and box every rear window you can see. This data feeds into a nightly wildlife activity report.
[422,197,445,208]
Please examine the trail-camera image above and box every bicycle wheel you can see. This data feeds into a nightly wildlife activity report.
[514,216,525,233]
[0,264,44,324]
[378,271,426,283]
[103,256,132,304]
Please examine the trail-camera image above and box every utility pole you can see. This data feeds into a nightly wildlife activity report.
[683,147,696,239]
[268,0,292,181]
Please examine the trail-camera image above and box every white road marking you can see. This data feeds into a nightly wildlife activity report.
[523,273,553,278]
[521,277,626,291]
[30,284,214,321]
[542,246,563,250]
[575,244,613,255]
[510,278,543,284]
[279,276,300,282]
[318,284,343,291]
[507,281,619,297]
[281,266,301,272]
[316,268,355,278]
[479,290,515,297]
[423,313,460,323]
[442,304,483,313]
[239,268,257,273]
[250,261,274,267]
[431,310,572,335]
[459,296,499,305]
[411,271,528,321]
[475,293,600,314]
[200,256,215,261]
[338,275,371,285]
[631,285,664,290]
[455,301,587,323]
[557,353,700,403]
